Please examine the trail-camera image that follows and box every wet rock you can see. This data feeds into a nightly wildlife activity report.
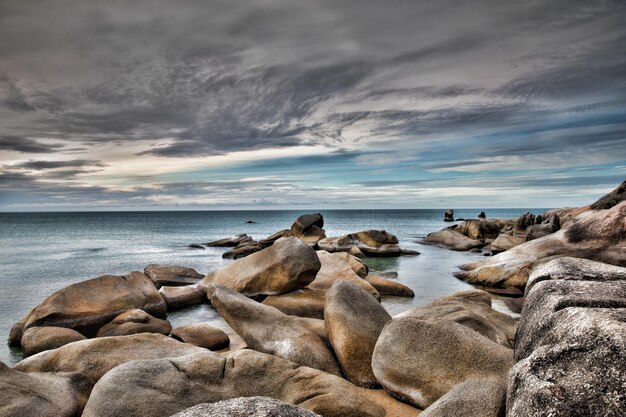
[96,309,171,337]
[308,250,380,299]
[7,314,29,347]
[21,326,86,356]
[325,281,392,387]
[0,361,93,417]
[419,379,506,417]
[199,237,321,297]
[421,228,484,251]
[400,248,420,255]
[160,285,205,310]
[206,234,253,247]
[144,264,203,288]
[188,244,205,250]
[372,317,513,408]
[81,349,385,417]
[170,397,321,417]
[364,274,414,297]
[14,272,166,338]
[207,284,341,375]
[14,333,205,382]
[444,209,454,222]
[170,324,230,350]
[262,289,326,319]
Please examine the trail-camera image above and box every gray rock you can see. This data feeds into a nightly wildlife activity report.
[170,397,321,417]
[207,284,341,375]
[222,241,265,259]
[21,326,86,356]
[160,285,205,310]
[420,379,506,417]
[372,317,513,408]
[0,361,93,417]
[81,350,385,417]
[325,280,392,387]
[144,264,203,288]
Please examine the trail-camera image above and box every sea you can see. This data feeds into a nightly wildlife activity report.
[0,208,546,365]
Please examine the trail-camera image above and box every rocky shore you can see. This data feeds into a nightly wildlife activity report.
[2,184,625,416]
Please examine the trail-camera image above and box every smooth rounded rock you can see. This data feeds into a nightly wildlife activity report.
[96,308,171,337]
[308,251,380,299]
[160,286,205,310]
[21,326,86,356]
[364,275,414,297]
[170,323,230,350]
[421,228,484,251]
[419,379,506,417]
[144,264,203,288]
[262,289,325,319]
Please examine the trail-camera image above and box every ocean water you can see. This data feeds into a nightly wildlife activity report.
[0,209,545,365]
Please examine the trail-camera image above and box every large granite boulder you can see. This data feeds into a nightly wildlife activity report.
[199,237,320,297]
[222,240,265,259]
[364,274,414,297]
[290,213,326,245]
[259,229,291,246]
[171,397,321,417]
[13,333,206,382]
[13,272,166,339]
[396,289,517,347]
[525,213,561,241]
[318,230,403,257]
[207,284,341,375]
[95,309,171,337]
[0,361,93,417]
[419,379,506,417]
[170,323,230,350]
[372,317,513,408]
[490,233,525,254]
[456,220,501,241]
[144,264,203,287]
[206,233,253,247]
[421,228,484,251]
[455,201,626,292]
[159,285,205,310]
[82,350,386,417]
[325,280,391,387]
[21,326,86,356]
[308,251,380,299]
[262,289,326,319]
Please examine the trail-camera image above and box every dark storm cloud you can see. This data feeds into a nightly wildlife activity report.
[0,136,64,153]
[12,159,105,170]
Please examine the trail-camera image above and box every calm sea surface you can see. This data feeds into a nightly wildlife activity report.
[0,209,545,364]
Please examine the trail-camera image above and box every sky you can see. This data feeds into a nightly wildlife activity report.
[0,0,625,211]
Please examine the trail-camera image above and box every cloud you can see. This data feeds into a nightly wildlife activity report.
[0,136,65,153]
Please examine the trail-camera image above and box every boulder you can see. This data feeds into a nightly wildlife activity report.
[14,272,166,339]
[206,234,253,247]
[82,349,385,417]
[478,211,487,219]
[170,397,321,417]
[308,250,380,299]
[259,229,291,246]
[0,361,93,417]
[525,213,560,241]
[333,251,369,277]
[490,234,524,254]
[317,230,403,257]
[455,201,626,291]
[456,220,501,241]
[589,179,626,210]
[13,333,206,382]
[290,317,329,345]
[7,313,30,347]
[170,324,230,350]
[207,284,341,375]
[325,281,392,387]
[262,289,326,319]
[199,237,321,297]
[222,241,265,259]
[364,275,414,297]
[159,285,205,310]
[144,264,203,288]
[396,289,517,347]
[372,318,513,408]
[21,326,86,356]
[188,244,205,250]
[96,309,171,337]
[419,379,506,417]
[421,228,484,251]
[444,209,454,222]
[290,213,326,245]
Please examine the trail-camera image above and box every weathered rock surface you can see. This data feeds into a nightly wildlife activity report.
[455,201,626,291]
[421,228,484,251]
[96,309,172,337]
[170,397,322,417]
[82,349,385,417]
[222,240,265,259]
[170,323,230,350]
[372,317,513,408]
[262,289,326,319]
[144,264,203,287]
[14,333,206,382]
[457,219,502,241]
[308,250,380,299]
[14,272,166,339]
[325,280,392,387]
[396,289,517,347]
[318,230,404,257]
[0,361,93,417]
[207,284,341,375]
[290,317,328,344]
[21,326,86,356]
[199,237,320,296]
[290,213,326,245]
[419,379,506,417]
[206,233,253,247]
[490,233,525,254]
[259,229,291,246]
[159,285,205,310]
[364,274,414,297]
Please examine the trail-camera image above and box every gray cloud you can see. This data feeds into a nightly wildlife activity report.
[0,136,64,153]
